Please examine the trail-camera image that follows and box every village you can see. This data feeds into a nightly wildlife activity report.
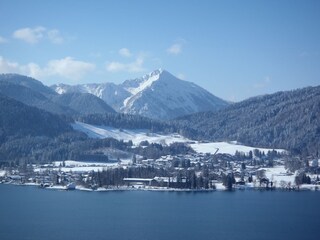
[1,148,320,192]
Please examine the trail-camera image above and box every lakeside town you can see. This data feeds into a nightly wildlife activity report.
[1,148,319,192]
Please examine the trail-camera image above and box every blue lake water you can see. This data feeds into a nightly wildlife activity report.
[0,184,319,240]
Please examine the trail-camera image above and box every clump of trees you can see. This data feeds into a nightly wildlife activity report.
[222,173,236,190]
[295,172,311,185]
[86,166,215,190]
[132,142,194,160]
[77,113,177,133]
[284,156,304,173]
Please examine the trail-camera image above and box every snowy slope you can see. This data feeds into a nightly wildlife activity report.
[52,69,228,120]
[73,121,286,154]
[120,69,228,119]
[52,82,130,110]
[72,121,189,145]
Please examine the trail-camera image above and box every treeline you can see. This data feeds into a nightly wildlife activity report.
[0,132,128,164]
[132,142,195,159]
[0,133,193,165]
[87,166,216,190]
[77,113,177,133]
[235,149,283,160]
[87,166,166,187]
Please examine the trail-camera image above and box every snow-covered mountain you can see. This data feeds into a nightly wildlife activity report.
[53,82,129,111]
[52,69,228,120]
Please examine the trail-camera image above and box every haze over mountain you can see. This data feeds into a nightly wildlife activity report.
[52,69,229,120]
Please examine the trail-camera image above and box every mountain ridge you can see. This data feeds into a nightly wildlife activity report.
[52,69,229,120]
[0,93,72,139]
[0,74,115,116]
[1,71,320,156]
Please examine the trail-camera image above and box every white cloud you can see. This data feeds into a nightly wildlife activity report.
[0,36,8,43]
[0,56,20,73]
[0,57,43,79]
[44,57,95,80]
[167,43,182,55]
[47,29,64,44]
[119,48,132,57]
[106,57,146,73]
[0,56,95,82]
[13,26,46,44]
[106,62,126,72]
[13,26,64,44]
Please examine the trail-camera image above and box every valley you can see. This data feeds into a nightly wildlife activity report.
[1,121,319,192]
[0,71,319,193]
[1,2,319,240]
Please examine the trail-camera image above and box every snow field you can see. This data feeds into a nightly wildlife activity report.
[72,121,190,146]
[33,160,131,173]
[191,142,285,155]
[72,121,286,155]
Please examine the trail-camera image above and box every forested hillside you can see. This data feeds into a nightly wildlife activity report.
[0,73,56,97]
[77,113,177,133]
[0,94,71,140]
[0,95,192,163]
[176,86,320,155]
[0,81,76,115]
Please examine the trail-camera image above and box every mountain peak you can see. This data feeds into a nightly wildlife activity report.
[122,69,166,95]
[138,68,164,82]
[51,69,229,120]
[145,68,164,77]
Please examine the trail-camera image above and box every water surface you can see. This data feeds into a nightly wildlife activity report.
[0,184,319,240]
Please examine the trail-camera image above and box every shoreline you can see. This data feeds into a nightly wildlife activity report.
[1,181,319,192]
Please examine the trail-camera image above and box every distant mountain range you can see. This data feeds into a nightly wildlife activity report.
[0,71,319,157]
[52,69,228,120]
[0,74,116,116]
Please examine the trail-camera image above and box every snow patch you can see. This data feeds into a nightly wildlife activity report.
[0,170,6,177]
[125,70,161,95]
[191,142,286,155]
[34,160,123,173]
[260,166,296,187]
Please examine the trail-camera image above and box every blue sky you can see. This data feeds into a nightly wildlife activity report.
[0,0,319,101]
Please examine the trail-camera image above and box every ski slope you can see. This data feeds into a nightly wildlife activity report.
[72,121,190,145]
[72,121,286,155]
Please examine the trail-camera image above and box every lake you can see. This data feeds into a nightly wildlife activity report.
[0,184,319,240]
